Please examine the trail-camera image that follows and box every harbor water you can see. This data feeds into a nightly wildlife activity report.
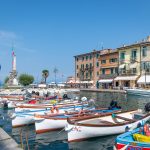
[0,91,150,150]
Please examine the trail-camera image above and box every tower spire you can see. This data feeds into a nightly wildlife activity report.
[12,44,16,71]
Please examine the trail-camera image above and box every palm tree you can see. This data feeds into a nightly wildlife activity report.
[42,69,49,83]
[53,67,58,84]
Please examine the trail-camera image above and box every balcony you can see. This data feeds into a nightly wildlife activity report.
[130,57,137,63]
[80,66,94,72]
[79,68,85,72]
[119,69,137,76]
[99,73,118,79]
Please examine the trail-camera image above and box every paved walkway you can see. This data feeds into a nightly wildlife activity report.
[80,88,126,93]
[0,128,22,150]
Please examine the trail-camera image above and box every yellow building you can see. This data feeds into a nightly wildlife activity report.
[114,36,150,88]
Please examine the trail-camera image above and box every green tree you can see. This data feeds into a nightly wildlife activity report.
[4,76,9,84]
[42,69,49,83]
[19,74,34,86]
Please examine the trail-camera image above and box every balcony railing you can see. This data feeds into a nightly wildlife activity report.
[119,69,137,76]
[80,66,93,72]
[99,73,118,79]
[130,57,137,63]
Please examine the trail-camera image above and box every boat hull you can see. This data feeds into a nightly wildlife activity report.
[12,104,88,127]
[66,112,150,142]
[35,118,67,134]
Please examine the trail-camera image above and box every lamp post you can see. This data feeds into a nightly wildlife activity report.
[145,63,147,88]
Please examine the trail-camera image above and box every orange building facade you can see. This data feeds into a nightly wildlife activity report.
[74,50,101,87]
[98,49,119,88]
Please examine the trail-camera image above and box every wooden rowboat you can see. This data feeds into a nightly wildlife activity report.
[11,103,89,128]
[65,110,150,142]
[34,108,120,134]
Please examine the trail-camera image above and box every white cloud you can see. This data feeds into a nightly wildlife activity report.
[0,30,17,40]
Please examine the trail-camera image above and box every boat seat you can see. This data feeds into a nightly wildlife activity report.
[114,115,134,122]
[99,119,115,125]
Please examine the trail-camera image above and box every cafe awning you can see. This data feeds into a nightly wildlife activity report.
[137,75,150,84]
[99,79,113,83]
[114,76,138,81]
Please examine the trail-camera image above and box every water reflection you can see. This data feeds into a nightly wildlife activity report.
[68,135,116,150]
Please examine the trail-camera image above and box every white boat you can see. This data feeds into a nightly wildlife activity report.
[65,110,150,142]
[126,88,150,96]
[11,103,88,128]
[34,108,120,134]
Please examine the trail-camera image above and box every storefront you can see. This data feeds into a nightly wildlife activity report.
[137,75,150,88]
[114,76,139,88]
[98,79,113,89]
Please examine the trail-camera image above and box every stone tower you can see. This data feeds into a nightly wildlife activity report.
[7,50,18,86]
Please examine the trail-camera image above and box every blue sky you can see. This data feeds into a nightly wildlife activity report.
[0,0,150,83]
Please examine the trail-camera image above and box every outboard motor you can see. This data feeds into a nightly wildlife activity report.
[145,102,150,112]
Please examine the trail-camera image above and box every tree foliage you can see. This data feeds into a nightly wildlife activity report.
[19,74,34,86]
[42,69,49,83]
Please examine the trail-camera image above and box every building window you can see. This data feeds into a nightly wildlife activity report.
[97,71,99,76]
[77,65,78,69]
[77,73,79,77]
[101,60,106,64]
[90,71,92,79]
[142,46,147,57]
[81,64,84,69]
[102,69,105,74]
[110,68,114,74]
[115,68,118,74]
[96,62,99,67]
[120,52,125,60]
[86,64,88,68]
[86,72,88,79]
[109,58,117,63]
[76,57,78,61]
[82,57,84,61]
[90,55,92,59]
[90,63,92,68]
[96,53,99,59]
[132,68,137,74]
[131,49,137,60]
[86,55,88,60]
